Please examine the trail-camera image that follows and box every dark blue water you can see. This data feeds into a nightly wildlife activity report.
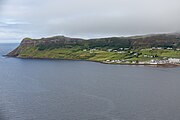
[0,44,180,120]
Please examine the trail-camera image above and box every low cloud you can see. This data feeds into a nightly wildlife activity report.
[0,0,180,42]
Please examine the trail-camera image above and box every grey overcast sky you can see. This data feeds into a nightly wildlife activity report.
[0,0,180,42]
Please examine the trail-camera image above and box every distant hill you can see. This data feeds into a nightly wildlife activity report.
[8,33,180,57]
[6,33,180,66]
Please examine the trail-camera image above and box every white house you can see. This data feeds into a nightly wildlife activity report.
[168,58,180,64]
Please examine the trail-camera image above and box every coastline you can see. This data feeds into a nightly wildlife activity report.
[5,55,180,68]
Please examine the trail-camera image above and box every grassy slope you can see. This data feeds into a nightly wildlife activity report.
[140,49,180,58]
[17,46,128,61]
[17,46,180,62]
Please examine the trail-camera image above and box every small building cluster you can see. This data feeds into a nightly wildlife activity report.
[138,58,180,65]
[104,60,134,64]
[104,58,180,65]
[146,58,180,64]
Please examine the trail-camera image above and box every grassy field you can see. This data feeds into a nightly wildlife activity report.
[18,46,127,61]
[17,46,180,63]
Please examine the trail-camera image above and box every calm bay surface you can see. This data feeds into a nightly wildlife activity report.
[0,43,180,120]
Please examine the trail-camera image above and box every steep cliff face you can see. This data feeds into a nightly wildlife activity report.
[7,33,180,57]
[7,36,85,57]
[20,36,85,46]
